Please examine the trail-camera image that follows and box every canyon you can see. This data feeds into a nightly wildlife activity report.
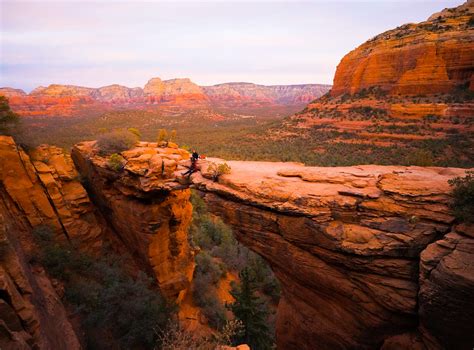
[1,1,473,349]
[0,79,331,118]
[1,136,473,349]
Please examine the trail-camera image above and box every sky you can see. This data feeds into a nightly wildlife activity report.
[0,0,464,92]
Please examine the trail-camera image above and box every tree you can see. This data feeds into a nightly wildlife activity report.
[0,96,20,135]
[169,129,177,142]
[127,127,142,139]
[158,129,168,142]
[229,268,273,350]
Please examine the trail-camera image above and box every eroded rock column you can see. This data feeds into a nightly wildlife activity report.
[72,141,195,302]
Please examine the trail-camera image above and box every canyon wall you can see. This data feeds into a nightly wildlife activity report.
[0,136,97,349]
[0,137,196,347]
[191,159,474,349]
[2,136,473,349]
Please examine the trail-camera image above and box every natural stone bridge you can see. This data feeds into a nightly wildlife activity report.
[1,137,473,349]
[72,141,473,349]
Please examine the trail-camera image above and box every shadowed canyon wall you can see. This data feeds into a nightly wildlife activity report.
[0,136,197,348]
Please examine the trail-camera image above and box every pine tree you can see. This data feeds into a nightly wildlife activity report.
[229,268,273,350]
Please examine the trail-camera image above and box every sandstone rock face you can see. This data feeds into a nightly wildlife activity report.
[29,145,103,250]
[419,223,474,349]
[0,208,81,350]
[0,136,104,249]
[92,84,144,101]
[0,136,63,234]
[0,136,91,349]
[331,1,474,96]
[191,159,473,349]
[72,141,195,301]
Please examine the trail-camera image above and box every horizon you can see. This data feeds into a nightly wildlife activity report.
[0,0,464,92]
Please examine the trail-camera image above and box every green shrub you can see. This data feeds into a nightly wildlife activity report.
[96,130,138,155]
[107,153,125,171]
[195,251,224,284]
[207,162,231,181]
[189,190,280,338]
[405,149,433,166]
[448,171,474,223]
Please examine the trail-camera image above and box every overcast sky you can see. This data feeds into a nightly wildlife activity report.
[0,0,464,91]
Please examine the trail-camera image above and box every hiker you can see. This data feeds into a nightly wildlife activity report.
[182,158,197,178]
[191,149,199,162]
[182,150,199,178]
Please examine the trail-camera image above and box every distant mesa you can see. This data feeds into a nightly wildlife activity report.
[0,77,331,117]
[0,87,27,97]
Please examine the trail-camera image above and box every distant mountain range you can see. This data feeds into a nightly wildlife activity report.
[0,78,331,117]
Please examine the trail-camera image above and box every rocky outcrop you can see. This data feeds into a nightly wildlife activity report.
[190,159,473,349]
[30,85,95,97]
[418,223,474,349]
[92,84,144,101]
[29,145,103,250]
[331,0,474,96]
[0,136,103,249]
[71,141,195,302]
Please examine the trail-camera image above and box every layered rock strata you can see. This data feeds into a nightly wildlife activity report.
[331,0,474,96]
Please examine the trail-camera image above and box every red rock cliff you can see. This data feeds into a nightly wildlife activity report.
[0,135,104,349]
[331,0,474,96]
